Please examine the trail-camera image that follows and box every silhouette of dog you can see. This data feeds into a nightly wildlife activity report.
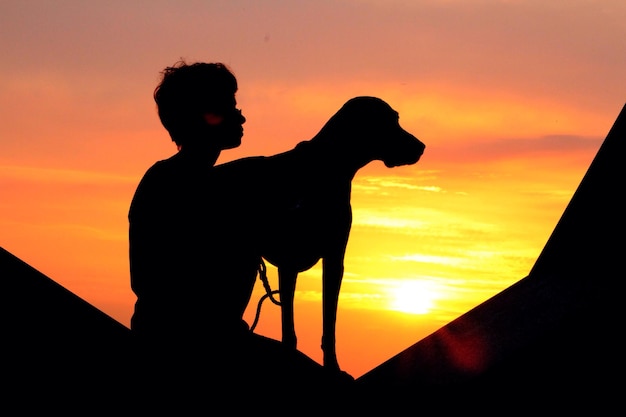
[209,96,425,374]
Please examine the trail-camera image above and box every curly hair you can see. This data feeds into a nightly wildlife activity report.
[154,60,238,146]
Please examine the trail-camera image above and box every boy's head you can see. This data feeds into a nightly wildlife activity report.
[154,61,243,149]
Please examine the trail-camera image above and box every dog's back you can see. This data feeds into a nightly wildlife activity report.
[211,140,352,273]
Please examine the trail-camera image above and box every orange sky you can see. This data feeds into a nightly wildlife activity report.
[1,1,624,378]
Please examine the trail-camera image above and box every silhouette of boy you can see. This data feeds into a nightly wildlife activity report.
[129,61,256,354]
[128,61,354,405]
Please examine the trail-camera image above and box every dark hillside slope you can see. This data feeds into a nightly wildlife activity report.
[355,103,625,412]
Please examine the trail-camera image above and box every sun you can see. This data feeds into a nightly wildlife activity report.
[389,280,437,315]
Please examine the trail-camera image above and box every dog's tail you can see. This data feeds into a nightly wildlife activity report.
[250,258,281,332]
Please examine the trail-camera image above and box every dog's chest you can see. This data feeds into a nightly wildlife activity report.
[262,179,351,248]
[262,192,351,270]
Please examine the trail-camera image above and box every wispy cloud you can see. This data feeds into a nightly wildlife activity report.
[354,175,443,194]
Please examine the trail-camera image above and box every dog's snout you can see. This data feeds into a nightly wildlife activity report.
[408,132,425,156]
[417,139,425,155]
[413,134,425,151]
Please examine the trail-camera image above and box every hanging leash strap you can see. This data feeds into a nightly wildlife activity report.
[250,257,281,332]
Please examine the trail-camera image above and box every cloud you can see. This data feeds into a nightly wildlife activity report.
[437,134,604,163]
[354,175,442,193]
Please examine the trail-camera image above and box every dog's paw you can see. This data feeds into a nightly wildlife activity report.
[337,370,355,382]
[324,368,355,388]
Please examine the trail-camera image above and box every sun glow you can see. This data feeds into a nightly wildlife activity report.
[389,279,440,315]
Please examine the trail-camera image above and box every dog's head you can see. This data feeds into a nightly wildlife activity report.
[316,96,425,168]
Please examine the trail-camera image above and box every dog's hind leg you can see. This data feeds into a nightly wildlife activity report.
[278,267,298,349]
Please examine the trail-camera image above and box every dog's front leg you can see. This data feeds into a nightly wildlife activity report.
[278,267,298,350]
[321,256,343,372]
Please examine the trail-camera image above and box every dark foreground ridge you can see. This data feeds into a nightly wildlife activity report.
[2,102,624,413]
[0,245,356,412]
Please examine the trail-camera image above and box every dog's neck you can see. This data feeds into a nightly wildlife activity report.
[298,138,374,180]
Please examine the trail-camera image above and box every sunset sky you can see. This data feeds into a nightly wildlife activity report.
[1,1,624,378]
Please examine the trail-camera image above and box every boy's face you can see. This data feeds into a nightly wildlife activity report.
[201,96,246,150]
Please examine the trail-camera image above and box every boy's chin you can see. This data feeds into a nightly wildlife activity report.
[221,138,242,150]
